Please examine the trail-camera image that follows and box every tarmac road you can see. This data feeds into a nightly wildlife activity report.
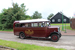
[0,32,75,50]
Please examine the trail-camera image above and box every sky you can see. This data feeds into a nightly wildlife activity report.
[0,0,75,19]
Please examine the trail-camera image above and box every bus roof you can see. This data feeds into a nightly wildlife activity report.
[14,19,50,23]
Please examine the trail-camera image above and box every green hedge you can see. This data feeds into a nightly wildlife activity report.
[0,26,2,30]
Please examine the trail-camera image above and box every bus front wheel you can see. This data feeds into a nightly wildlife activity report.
[51,34,59,42]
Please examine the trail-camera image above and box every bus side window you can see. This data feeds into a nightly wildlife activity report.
[31,23,38,27]
[25,23,31,27]
[31,23,34,27]
[39,23,41,27]
[20,24,24,27]
[15,24,19,27]
[28,23,31,27]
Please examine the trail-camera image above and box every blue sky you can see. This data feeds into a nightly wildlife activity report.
[0,0,75,19]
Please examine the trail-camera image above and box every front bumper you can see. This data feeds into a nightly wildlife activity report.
[58,32,62,38]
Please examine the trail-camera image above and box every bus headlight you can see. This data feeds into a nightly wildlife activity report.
[58,27,60,32]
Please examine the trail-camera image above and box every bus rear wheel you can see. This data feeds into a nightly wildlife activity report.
[51,34,59,42]
[19,33,26,39]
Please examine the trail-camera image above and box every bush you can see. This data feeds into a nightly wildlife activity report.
[0,26,2,30]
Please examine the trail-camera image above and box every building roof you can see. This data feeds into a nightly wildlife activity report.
[50,12,69,19]
[14,19,50,23]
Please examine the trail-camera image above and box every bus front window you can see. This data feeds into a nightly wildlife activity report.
[41,22,50,27]
[47,22,50,26]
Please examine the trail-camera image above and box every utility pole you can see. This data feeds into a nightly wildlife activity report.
[62,12,64,31]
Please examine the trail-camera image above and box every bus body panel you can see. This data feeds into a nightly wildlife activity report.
[13,27,47,37]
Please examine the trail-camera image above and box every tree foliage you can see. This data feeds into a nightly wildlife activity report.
[0,3,29,29]
[32,11,42,19]
[47,13,54,20]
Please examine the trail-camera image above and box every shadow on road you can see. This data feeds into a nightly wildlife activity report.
[17,37,52,41]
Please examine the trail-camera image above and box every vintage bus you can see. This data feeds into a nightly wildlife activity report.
[13,19,61,42]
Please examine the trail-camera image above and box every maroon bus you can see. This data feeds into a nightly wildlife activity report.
[13,19,61,42]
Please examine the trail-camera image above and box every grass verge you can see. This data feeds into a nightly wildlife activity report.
[51,23,70,25]
[0,29,13,31]
[59,25,75,31]
[0,39,66,50]
[51,23,75,30]
[66,25,75,30]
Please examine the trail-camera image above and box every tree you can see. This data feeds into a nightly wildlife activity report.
[25,15,32,20]
[47,13,54,20]
[32,11,42,19]
[12,3,28,20]
[0,3,28,29]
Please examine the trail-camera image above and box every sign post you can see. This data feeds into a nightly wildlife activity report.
[65,20,66,33]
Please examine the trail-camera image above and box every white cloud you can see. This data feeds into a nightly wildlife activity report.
[0,0,12,12]
[0,0,75,18]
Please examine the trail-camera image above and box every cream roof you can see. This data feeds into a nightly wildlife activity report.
[15,19,50,23]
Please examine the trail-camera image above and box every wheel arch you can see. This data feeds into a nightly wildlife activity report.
[49,32,59,36]
[19,31,25,35]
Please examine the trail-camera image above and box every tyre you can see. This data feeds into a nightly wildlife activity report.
[19,33,26,39]
[51,34,59,42]
[59,33,61,38]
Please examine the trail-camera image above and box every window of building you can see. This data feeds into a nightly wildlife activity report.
[70,21,72,24]
[64,19,66,22]
[52,19,55,22]
[58,19,61,22]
